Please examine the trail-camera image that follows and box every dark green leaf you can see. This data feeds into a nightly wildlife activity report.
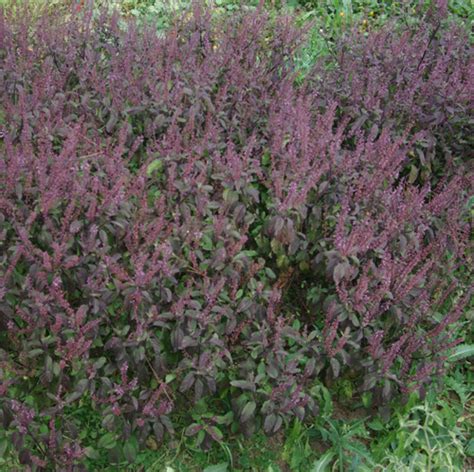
[241,401,257,423]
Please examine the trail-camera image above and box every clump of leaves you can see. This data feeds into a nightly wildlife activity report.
[369,381,473,472]
[0,0,471,469]
[310,418,373,471]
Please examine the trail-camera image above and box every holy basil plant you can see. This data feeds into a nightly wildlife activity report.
[0,1,471,469]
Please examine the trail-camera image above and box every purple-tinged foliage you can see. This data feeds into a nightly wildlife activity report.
[311,2,473,182]
[0,1,472,468]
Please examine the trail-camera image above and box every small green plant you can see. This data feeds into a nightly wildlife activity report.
[281,420,313,470]
[373,399,469,471]
[309,417,374,472]
[369,368,473,471]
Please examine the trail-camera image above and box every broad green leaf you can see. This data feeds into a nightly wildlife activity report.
[165,373,176,383]
[311,451,336,472]
[200,234,213,251]
[448,344,474,362]
[203,463,228,472]
[241,401,256,423]
[123,440,138,463]
[84,447,100,460]
[98,433,116,450]
[367,418,384,431]
[207,426,224,441]
[146,159,163,177]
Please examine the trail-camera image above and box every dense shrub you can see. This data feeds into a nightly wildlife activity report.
[0,2,471,469]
